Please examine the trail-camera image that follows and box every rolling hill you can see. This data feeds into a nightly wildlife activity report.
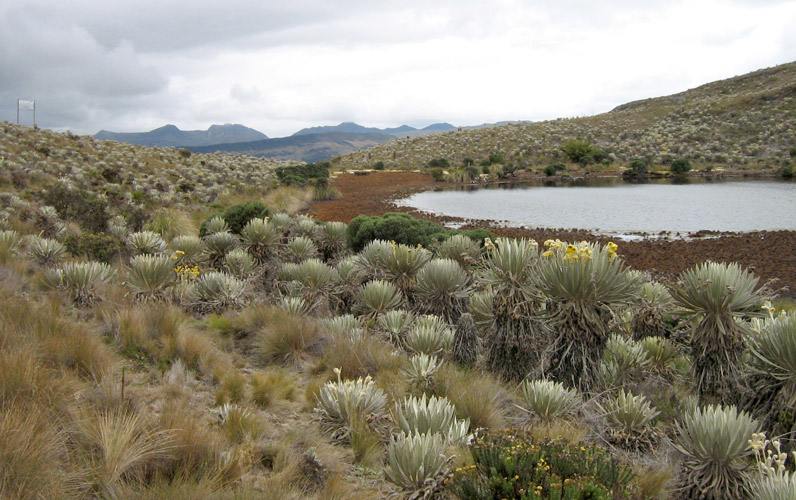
[333,61,796,171]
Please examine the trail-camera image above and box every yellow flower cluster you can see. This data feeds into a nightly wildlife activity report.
[543,240,594,261]
[171,249,186,261]
[607,241,618,261]
[174,264,200,280]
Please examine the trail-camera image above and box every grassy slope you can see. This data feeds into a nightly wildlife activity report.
[333,61,796,171]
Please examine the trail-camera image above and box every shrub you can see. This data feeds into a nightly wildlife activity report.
[670,158,692,174]
[373,161,385,170]
[430,168,445,181]
[199,201,269,237]
[448,430,638,499]
[275,162,330,186]
[488,152,505,165]
[542,163,566,176]
[346,213,444,252]
[64,232,124,264]
[427,157,450,168]
[625,157,648,177]
[560,139,610,166]
[41,182,110,232]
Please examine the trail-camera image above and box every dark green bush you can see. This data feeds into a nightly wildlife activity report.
[346,213,444,252]
[431,169,446,182]
[431,228,494,245]
[463,157,475,167]
[670,158,692,174]
[543,163,566,177]
[373,161,385,170]
[488,152,505,165]
[789,147,796,158]
[624,157,648,178]
[275,162,330,186]
[465,166,480,179]
[561,140,610,166]
[41,182,110,233]
[448,429,638,500]
[200,201,270,237]
[778,163,793,179]
[64,232,124,263]
[427,158,450,168]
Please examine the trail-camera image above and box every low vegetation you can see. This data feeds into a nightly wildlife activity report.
[1,81,795,499]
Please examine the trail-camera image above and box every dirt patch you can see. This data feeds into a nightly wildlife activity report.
[306,171,796,296]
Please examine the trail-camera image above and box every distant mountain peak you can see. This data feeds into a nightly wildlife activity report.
[94,124,267,148]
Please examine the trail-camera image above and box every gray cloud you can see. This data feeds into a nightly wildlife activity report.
[1,0,794,137]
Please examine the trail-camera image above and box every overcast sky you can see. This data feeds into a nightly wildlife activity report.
[2,0,795,138]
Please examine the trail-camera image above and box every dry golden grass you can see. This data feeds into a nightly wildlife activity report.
[0,402,72,500]
[314,331,406,380]
[215,371,248,405]
[433,364,508,429]
[146,208,199,240]
[250,367,298,409]
[255,307,326,366]
[75,408,174,497]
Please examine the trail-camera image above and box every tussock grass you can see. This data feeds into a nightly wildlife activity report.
[0,401,71,500]
[250,367,298,409]
[315,331,406,380]
[255,307,326,366]
[433,364,507,429]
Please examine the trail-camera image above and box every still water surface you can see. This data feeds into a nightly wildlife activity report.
[396,178,796,234]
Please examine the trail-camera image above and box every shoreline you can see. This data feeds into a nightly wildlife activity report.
[305,171,796,297]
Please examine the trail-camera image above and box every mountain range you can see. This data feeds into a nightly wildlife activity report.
[292,121,456,138]
[94,124,267,148]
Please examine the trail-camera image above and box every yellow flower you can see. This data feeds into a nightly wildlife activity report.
[175,250,185,256]
[607,241,618,253]
[542,250,554,258]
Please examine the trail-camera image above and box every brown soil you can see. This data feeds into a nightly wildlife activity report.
[306,171,796,297]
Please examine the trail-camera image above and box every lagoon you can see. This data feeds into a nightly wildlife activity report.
[395,178,796,235]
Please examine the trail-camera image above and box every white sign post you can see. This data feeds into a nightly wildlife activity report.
[17,99,35,126]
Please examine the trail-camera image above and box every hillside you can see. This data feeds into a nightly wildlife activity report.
[95,123,268,148]
[2,122,291,212]
[334,61,796,171]
[188,131,392,163]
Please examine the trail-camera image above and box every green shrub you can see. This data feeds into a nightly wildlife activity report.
[430,168,445,182]
[275,162,330,186]
[561,140,610,166]
[200,201,270,237]
[462,157,475,166]
[373,161,385,170]
[427,158,450,168]
[346,213,444,252]
[41,182,110,233]
[670,158,692,174]
[63,232,124,263]
[543,163,566,176]
[448,430,638,499]
[488,152,505,165]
